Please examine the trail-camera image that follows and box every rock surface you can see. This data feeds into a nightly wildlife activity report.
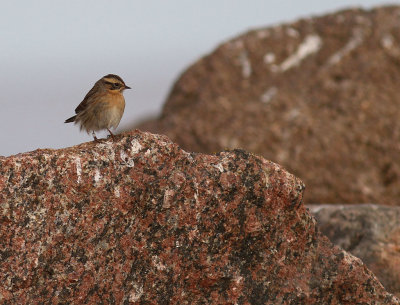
[310,204,400,297]
[137,6,400,206]
[0,131,398,304]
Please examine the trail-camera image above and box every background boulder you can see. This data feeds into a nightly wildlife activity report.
[310,204,400,297]
[137,6,400,205]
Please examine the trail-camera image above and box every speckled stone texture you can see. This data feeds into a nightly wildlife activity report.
[136,6,400,206]
[0,131,398,304]
[310,204,400,297]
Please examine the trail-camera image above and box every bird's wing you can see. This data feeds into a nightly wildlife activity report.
[74,84,99,114]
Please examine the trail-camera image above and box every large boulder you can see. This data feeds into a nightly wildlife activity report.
[137,6,400,205]
[0,131,398,304]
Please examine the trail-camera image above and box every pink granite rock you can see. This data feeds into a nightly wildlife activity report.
[0,131,398,304]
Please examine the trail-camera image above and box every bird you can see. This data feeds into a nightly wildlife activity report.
[65,74,131,141]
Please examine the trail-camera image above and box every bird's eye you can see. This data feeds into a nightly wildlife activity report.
[113,83,120,89]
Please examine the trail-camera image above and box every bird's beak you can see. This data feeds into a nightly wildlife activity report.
[125,85,131,89]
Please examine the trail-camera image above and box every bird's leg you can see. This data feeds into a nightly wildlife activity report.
[107,128,115,140]
[92,131,100,142]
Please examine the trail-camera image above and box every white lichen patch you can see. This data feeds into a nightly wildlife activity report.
[192,178,200,206]
[114,186,120,198]
[327,28,364,66]
[181,150,194,163]
[94,169,101,184]
[381,34,394,49]
[264,52,276,64]
[287,108,300,120]
[131,139,143,155]
[234,275,243,284]
[13,160,22,172]
[2,201,10,215]
[129,284,144,302]
[260,87,278,104]
[152,256,166,271]
[74,157,82,184]
[213,163,224,173]
[286,27,299,38]
[263,170,271,188]
[120,150,135,167]
[239,51,252,78]
[279,34,322,71]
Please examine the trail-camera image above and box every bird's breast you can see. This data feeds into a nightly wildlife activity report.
[105,94,125,128]
[108,93,125,111]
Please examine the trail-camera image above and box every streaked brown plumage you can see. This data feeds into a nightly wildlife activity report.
[65,74,131,141]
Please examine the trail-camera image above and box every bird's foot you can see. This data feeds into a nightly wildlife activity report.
[92,131,101,143]
[107,129,116,141]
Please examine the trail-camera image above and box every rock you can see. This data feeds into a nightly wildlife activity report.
[0,131,398,304]
[136,6,400,206]
[309,204,400,297]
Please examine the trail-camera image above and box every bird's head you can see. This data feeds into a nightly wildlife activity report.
[101,74,131,92]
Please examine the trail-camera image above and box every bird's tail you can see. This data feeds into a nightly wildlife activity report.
[64,115,76,123]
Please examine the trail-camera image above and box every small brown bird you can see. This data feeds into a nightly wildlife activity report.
[65,74,131,141]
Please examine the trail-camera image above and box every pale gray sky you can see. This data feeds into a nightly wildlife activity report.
[0,0,396,156]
